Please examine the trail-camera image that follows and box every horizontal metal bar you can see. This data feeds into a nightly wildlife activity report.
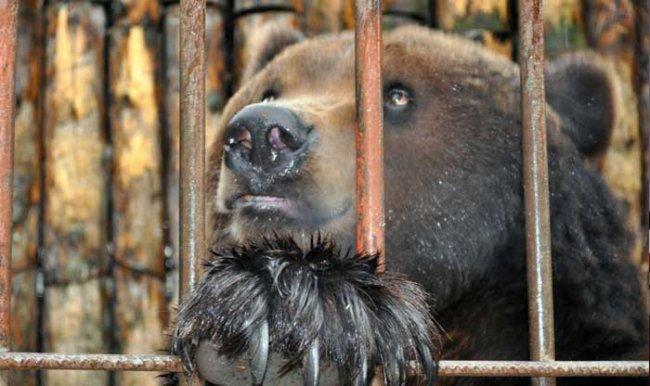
[437,361,649,378]
[0,354,646,378]
[0,353,183,372]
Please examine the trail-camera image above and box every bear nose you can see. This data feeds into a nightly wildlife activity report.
[224,104,312,184]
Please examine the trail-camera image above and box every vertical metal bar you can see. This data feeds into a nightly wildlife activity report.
[634,0,649,265]
[355,2,385,385]
[517,1,556,386]
[179,0,206,299]
[355,0,385,270]
[0,0,19,355]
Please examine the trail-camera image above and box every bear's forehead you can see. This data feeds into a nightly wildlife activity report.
[266,26,518,84]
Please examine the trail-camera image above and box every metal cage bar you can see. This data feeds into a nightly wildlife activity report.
[0,353,645,378]
[0,0,645,383]
[0,0,19,357]
[517,1,556,385]
[179,0,206,383]
[355,0,385,269]
[355,2,385,383]
[179,0,207,298]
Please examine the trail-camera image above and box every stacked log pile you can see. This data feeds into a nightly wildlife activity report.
[9,1,645,385]
[109,1,168,385]
[11,0,44,384]
[42,2,109,385]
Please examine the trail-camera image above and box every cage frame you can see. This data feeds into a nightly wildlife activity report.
[0,0,648,384]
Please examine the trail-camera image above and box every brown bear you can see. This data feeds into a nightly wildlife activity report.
[170,25,648,386]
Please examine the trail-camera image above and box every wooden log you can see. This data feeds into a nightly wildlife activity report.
[300,0,350,34]
[437,0,513,58]
[42,2,109,385]
[162,4,181,313]
[542,0,643,265]
[437,0,509,31]
[162,2,227,311]
[582,0,644,264]
[234,0,300,87]
[113,269,167,386]
[9,272,38,386]
[583,0,635,59]
[543,0,588,58]
[235,0,299,13]
[205,4,229,150]
[45,280,108,385]
[383,0,430,28]
[11,0,42,383]
[108,1,169,385]
[110,0,164,276]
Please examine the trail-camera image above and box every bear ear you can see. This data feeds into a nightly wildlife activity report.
[545,52,619,157]
[241,22,304,83]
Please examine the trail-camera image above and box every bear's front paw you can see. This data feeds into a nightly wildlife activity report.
[170,237,440,386]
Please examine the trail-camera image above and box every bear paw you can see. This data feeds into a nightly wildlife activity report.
[170,236,440,386]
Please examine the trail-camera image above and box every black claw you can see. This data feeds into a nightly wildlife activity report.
[417,341,436,386]
[353,357,368,386]
[384,358,401,386]
[249,321,270,385]
[302,338,319,386]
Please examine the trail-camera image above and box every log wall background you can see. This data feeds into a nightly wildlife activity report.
[9,0,646,385]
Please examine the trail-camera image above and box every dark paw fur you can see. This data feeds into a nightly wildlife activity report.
[170,236,440,386]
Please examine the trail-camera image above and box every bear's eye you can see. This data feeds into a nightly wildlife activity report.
[387,88,411,107]
[384,85,415,124]
[261,89,278,103]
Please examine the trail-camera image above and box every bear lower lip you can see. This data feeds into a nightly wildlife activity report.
[232,194,297,213]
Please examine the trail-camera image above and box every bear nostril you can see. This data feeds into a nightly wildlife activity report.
[268,126,298,151]
[224,105,310,174]
[228,128,252,150]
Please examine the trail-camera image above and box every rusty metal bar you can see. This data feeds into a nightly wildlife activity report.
[0,0,19,356]
[354,0,385,269]
[0,353,183,372]
[635,0,649,264]
[517,1,556,386]
[0,354,646,378]
[355,2,384,385]
[436,361,649,378]
[179,0,207,298]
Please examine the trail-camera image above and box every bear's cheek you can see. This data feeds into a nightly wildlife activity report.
[309,126,355,196]
[214,166,241,214]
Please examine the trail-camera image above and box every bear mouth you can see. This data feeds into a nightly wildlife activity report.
[229,194,299,216]
[226,192,353,231]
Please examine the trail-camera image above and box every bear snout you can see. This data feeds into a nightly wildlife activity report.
[224,104,314,188]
